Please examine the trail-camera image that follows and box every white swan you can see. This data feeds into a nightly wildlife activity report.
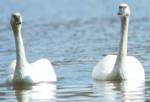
[7,13,57,85]
[92,3,145,81]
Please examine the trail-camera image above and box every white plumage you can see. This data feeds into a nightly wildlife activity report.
[92,3,145,81]
[7,13,57,85]
[92,55,145,81]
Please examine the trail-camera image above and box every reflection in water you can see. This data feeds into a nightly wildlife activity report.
[93,80,120,102]
[93,80,145,102]
[121,80,145,102]
[1,0,150,101]
[15,83,56,102]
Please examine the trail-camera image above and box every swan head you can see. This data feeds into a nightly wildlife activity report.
[117,3,130,17]
[10,12,22,33]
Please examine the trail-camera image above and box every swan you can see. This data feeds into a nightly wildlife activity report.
[7,13,57,85]
[92,3,145,81]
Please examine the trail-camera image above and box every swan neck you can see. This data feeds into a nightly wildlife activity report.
[14,26,27,67]
[118,16,129,61]
[111,16,129,79]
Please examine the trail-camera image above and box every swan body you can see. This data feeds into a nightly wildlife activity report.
[92,3,145,81]
[92,55,144,80]
[7,13,57,85]
[8,59,56,84]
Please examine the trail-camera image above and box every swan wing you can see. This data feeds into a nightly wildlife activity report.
[6,60,16,84]
[30,58,57,83]
[8,60,16,75]
[92,55,117,80]
[124,56,145,80]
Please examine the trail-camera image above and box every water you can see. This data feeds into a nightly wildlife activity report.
[0,0,150,101]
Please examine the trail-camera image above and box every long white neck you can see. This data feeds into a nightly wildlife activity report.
[117,16,129,61]
[14,25,27,68]
[114,16,129,72]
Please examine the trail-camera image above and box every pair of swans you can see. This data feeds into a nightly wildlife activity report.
[92,3,145,81]
[7,3,145,85]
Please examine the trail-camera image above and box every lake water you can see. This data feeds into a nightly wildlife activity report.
[0,0,150,102]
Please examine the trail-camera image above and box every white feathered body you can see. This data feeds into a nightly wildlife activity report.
[8,13,57,85]
[92,55,145,81]
[7,59,57,84]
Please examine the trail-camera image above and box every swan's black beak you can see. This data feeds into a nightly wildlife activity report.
[117,9,123,16]
[117,12,122,15]
[16,21,22,25]
[15,17,22,25]
[12,14,22,25]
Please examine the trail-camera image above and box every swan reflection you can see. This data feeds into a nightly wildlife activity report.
[93,80,145,102]
[15,83,56,102]
[121,80,145,102]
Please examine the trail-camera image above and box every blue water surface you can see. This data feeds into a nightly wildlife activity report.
[0,0,150,101]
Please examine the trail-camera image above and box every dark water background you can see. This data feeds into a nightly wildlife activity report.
[0,0,150,101]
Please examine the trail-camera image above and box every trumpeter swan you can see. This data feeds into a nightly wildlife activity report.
[92,3,145,81]
[7,13,57,85]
